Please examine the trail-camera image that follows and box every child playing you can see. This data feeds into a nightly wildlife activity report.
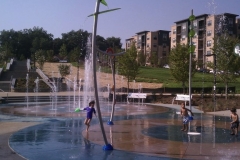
[83,100,97,132]
[180,102,194,132]
[230,108,239,137]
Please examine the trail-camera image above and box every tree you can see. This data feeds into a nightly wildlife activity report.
[0,27,53,60]
[169,43,197,94]
[30,27,53,56]
[35,50,46,70]
[53,38,63,55]
[0,43,14,63]
[59,44,68,60]
[117,43,139,93]
[45,50,54,61]
[69,47,81,62]
[0,29,18,58]
[0,27,121,61]
[137,50,146,66]
[96,36,123,52]
[96,35,108,51]
[149,51,158,67]
[61,29,89,57]
[58,64,70,78]
[210,32,240,99]
[106,37,122,50]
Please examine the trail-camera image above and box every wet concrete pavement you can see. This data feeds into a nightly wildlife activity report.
[1,102,240,160]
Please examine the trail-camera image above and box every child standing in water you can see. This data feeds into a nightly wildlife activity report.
[180,102,194,132]
[230,108,239,137]
[83,100,96,132]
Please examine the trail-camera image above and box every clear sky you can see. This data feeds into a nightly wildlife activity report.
[0,0,239,47]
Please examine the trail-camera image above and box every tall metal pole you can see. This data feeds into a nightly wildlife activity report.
[34,52,36,69]
[188,9,195,133]
[189,9,194,111]
[109,56,116,123]
[91,0,110,148]
[213,54,216,113]
[205,54,216,111]
[96,48,125,125]
[77,60,79,86]
[213,54,216,148]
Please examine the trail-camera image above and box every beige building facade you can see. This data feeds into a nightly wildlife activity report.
[125,13,239,68]
[125,30,170,66]
[170,13,239,69]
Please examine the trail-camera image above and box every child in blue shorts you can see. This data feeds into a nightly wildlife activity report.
[180,102,194,132]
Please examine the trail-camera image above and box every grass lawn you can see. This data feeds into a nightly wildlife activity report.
[136,66,240,93]
[71,62,240,93]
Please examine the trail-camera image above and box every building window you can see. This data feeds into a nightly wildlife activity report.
[147,43,149,47]
[163,34,167,40]
[193,21,197,28]
[182,24,186,31]
[207,20,212,26]
[207,30,212,36]
[206,50,211,55]
[147,37,150,40]
[192,42,196,46]
[173,29,176,34]
[172,38,176,43]
[153,44,157,47]
[153,36,157,40]
[182,35,186,41]
[207,40,212,47]
[163,43,166,48]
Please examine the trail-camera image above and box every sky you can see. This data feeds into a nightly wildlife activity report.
[0,0,240,48]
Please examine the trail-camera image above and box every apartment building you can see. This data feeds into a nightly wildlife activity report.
[236,18,240,38]
[170,13,239,69]
[125,30,170,66]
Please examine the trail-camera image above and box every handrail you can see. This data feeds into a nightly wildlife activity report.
[36,69,56,92]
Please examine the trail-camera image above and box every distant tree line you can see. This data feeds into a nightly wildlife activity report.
[0,26,122,63]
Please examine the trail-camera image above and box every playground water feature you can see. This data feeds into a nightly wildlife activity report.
[5,102,240,160]
[2,1,239,159]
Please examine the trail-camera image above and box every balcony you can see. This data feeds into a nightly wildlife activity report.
[199,26,205,30]
[198,36,204,40]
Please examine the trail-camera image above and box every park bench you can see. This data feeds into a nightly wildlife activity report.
[10,58,13,65]
[172,94,192,107]
[6,63,10,70]
[0,97,6,103]
[127,93,147,104]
